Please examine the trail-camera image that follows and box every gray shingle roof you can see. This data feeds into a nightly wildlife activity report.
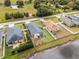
[0,30,2,45]
[0,30,2,39]
[6,27,23,44]
[27,22,43,36]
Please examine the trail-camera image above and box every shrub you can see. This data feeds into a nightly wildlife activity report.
[24,12,29,17]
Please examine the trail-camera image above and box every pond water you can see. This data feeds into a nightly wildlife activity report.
[29,39,79,59]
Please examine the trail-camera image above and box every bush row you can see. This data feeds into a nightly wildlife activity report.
[5,12,29,20]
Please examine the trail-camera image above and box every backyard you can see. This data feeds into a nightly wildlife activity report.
[54,24,71,39]
[33,20,45,28]
[42,29,54,43]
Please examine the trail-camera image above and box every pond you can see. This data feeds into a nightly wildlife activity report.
[29,39,79,59]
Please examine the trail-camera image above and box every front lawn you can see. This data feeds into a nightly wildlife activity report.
[15,23,25,29]
[33,20,45,27]
[44,17,60,23]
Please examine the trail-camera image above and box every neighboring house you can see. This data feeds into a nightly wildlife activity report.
[0,30,2,48]
[27,22,43,46]
[6,27,24,47]
[61,14,79,27]
[69,16,79,26]
[10,5,18,9]
[43,20,60,34]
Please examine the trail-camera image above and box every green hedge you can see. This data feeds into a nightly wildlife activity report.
[12,42,33,54]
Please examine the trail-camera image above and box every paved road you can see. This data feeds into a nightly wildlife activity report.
[29,40,79,59]
[0,11,79,27]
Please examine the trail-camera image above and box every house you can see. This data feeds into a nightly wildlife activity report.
[0,30,2,48]
[27,22,43,39]
[6,27,24,46]
[43,20,60,34]
[27,22,43,46]
[10,5,18,9]
[61,14,79,27]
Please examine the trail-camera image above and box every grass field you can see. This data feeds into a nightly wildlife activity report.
[0,0,37,22]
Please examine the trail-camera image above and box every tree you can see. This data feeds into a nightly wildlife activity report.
[36,7,53,17]
[74,1,79,10]
[66,0,76,10]
[58,0,69,5]
[16,0,24,8]
[29,0,32,3]
[34,0,41,9]
[4,0,11,6]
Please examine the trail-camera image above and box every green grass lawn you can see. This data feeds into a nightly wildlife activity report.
[44,17,60,23]
[33,20,45,27]
[0,49,3,57]
[43,29,54,43]
[15,23,25,29]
